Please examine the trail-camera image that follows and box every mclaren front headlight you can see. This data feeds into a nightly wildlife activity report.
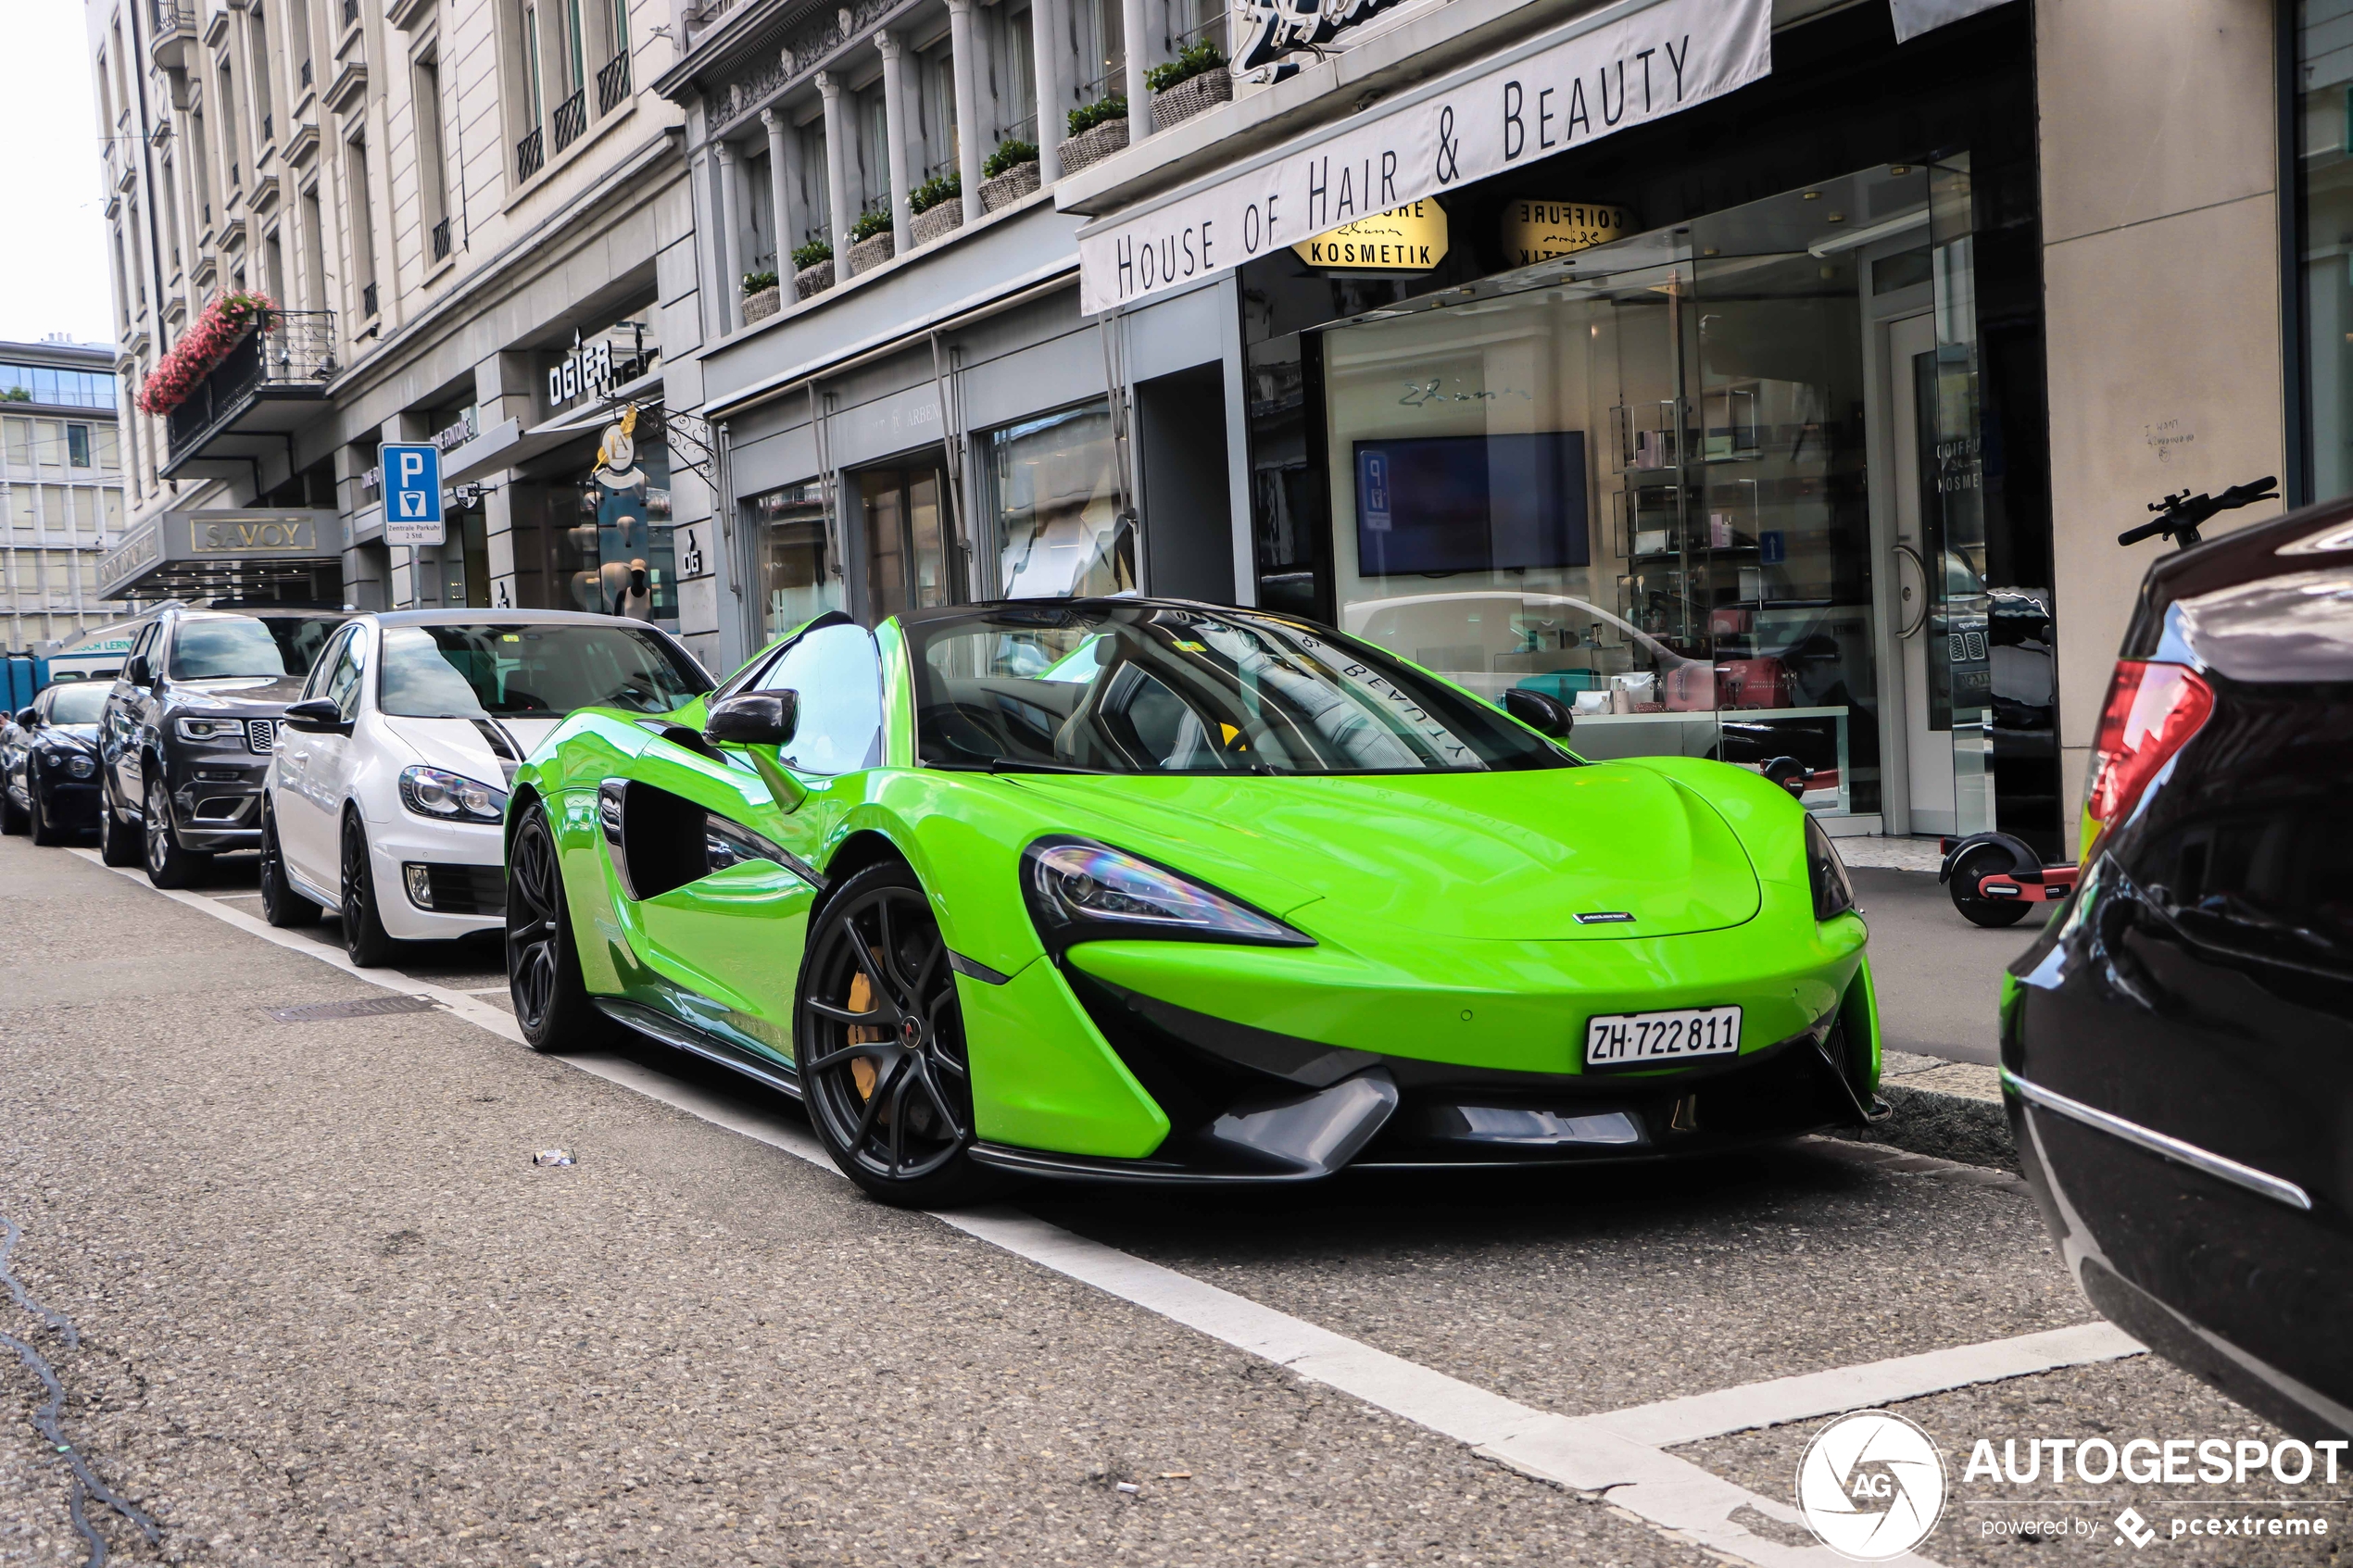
[1022,837,1314,955]
[1806,813,1857,922]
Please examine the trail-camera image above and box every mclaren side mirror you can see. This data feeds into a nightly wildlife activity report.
[705,691,799,748]
[13,708,35,728]
[1503,687,1575,740]
[282,697,347,734]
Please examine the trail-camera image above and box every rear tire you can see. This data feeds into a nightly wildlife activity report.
[339,812,397,966]
[258,804,320,927]
[505,803,623,1053]
[97,785,140,866]
[1948,843,2032,929]
[26,770,63,847]
[796,859,1001,1209]
[144,775,208,889]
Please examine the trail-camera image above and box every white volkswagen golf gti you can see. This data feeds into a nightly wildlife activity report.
[260,609,713,964]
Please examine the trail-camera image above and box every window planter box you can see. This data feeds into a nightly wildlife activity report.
[911,200,963,246]
[1057,116,1127,176]
[846,231,895,276]
[1151,69,1230,130]
[980,159,1040,212]
[742,284,782,323]
[794,258,835,299]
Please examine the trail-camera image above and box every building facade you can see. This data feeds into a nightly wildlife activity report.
[89,0,2303,855]
[0,340,132,653]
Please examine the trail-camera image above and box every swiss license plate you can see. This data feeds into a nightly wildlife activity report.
[1584,1006,1743,1069]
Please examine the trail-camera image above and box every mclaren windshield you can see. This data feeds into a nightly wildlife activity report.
[907,602,1574,775]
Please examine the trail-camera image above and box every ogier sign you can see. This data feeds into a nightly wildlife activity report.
[1076,0,1769,314]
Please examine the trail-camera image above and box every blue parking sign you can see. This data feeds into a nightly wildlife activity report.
[383,443,446,546]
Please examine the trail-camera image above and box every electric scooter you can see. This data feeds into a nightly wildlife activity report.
[1936,474,2280,927]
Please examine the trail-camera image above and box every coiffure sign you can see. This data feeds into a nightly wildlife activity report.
[1076,0,1768,313]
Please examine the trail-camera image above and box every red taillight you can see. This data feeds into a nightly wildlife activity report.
[2083,660,2214,842]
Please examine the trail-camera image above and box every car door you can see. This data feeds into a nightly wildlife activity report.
[619,622,886,1062]
[107,622,159,812]
[273,624,355,887]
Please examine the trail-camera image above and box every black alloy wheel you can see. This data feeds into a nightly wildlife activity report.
[26,767,63,847]
[1947,842,2032,929]
[97,783,140,867]
[144,775,206,889]
[258,804,320,927]
[504,803,621,1053]
[339,812,396,966]
[797,860,994,1207]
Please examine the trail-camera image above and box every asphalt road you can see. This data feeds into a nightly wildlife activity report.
[3,837,2343,1568]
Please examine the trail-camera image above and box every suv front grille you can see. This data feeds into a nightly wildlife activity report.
[245,718,278,754]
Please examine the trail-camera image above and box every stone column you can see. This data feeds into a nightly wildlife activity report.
[1123,0,1151,135]
[715,138,745,332]
[761,107,800,274]
[816,71,854,273]
[946,0,985,221]
[1029,0,1064,182]
[875,31,912,253]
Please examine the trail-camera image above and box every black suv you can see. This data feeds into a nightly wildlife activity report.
[97,607,346,885]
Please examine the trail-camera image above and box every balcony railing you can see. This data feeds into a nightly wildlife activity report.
[162,309,337,468]
[150,0,192,35]
[260,113,272,146]
[514,125,544,183]
[595,48,631,115]
[430,216,452,261]
[551,89,587,154]
[299,58,312,87]
[360,281,378,319]
[341,0,358,25]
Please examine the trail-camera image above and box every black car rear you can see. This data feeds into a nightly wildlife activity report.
[2003,504,2353,1440]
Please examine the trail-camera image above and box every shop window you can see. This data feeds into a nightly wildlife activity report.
[854,463,956,621]
[2296,2,2353,502]
[982,402,1133,600]
[746,481,842,639]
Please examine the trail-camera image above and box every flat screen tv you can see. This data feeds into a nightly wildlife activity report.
[1353,433,1590,574]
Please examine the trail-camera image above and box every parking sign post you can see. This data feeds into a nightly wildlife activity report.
[382,443,446,609]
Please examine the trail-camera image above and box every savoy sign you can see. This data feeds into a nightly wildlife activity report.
[1077,0,1768,313]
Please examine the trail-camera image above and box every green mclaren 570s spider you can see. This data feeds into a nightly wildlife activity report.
[503,597,1881,1205]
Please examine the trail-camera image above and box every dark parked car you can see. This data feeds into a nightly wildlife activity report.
[2004,501,2353,1440]
[1,680,110,844]
[97,606,346,886]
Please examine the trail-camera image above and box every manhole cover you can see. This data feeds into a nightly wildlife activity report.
[265,995,440,1022]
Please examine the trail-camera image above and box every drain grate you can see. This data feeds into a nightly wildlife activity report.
[265,994,441,1022]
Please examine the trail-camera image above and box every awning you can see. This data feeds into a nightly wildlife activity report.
[97,508,346,601]
[439,370,663,488]
[1075,0,1768,314]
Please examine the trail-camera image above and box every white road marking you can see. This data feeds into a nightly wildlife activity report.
[70,847,2149,1568]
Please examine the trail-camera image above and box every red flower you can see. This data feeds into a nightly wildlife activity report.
[137,291,281,417]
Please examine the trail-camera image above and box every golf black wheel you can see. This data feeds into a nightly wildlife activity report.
[505,804,622,1053]
[1948,843,2032,929]
[258,804,320,927]
[97,786,140,866]
[26,770,63,847]
[144,775,207,889]
[339,812,397,966]
[796,860,997,1208]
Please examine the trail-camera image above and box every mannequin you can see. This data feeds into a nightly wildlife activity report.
[592,404,650,567]
[601,558,655,621]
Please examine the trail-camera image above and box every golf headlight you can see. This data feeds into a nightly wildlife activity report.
[1022,838,1313,952]
[398,765,507,823]
[177,716,245,742]
[1806,813,1856,922]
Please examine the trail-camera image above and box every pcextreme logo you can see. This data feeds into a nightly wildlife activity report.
[1796,1411,1949,1561]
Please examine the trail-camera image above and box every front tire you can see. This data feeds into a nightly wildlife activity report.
[339,812,397,966]
[1,780,26,836]
[258,804,320,927]
[97,784,141,866]
[505,803,623,1053]
[796,860,997,1208]
[26,770,63,847]
[1948,843,2032,929]
[144,775,207,889]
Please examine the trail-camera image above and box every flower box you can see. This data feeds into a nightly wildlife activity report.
[846,231,895,276]
[794,259,835,299]
[1151,69,1230,130]
[911,200,963,246]
[980,160,1041,213]
[1056,116,1127,176]
[742,284,782,323]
